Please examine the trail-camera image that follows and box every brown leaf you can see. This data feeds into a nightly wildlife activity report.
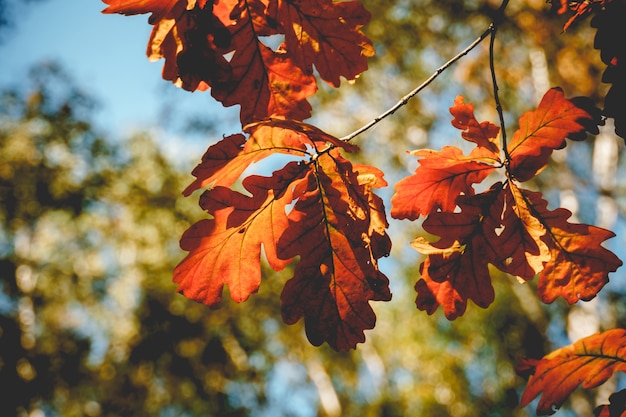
[268,0,375,87]
[278,151,391,350]
[412,188,502,319]
[520,189,623,304]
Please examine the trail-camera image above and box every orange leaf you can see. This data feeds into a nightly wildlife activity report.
[268,0,375,87]
[449,95,501,159]
[520,329,626,415]
[391,95,499,220]
[504,182,551,279]
[102,0,180,23]
[507,88,593,182]
[103,0,318,123]
[278,151,391,350]
[178,122,389,350]
[520,189,623,304]
[174,162,306,305]
[183,119,331,196]
[390,146,497,220]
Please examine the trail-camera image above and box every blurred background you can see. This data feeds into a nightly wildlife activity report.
[1,0,625,416]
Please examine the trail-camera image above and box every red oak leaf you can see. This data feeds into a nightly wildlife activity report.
[476,182,549,280]
[210,22,318,124]
[103,0,318,123]
[520,328,626,415]
[391,95,500,220]
[507,88,593,182]
[520,189,623,304]
[449,95,501,159]
[267,0,375,87]
[411,188,502,319]
[411,182,555,318]
[174,162,307,305]
[183,119,333,196]
[278,151,391,350]
[414,252,494,320]
[178,121,389,350]
[390,146,497,220]
[102,0,180,23]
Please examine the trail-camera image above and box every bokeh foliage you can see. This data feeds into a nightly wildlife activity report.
[2,0,626,415]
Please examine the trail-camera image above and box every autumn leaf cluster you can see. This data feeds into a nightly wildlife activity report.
[102,0,626,415]
[391,89,621,320]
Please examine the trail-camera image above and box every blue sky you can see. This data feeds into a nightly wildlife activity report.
[0,0,240,147]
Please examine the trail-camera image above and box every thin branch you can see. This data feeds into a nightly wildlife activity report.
[340,26,494,143]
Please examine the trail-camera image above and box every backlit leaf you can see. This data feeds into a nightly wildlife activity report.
[507,88,592,182]
[268,0,375,87]
[520,328,626,415]
[174,162,305,304]
[520,189,623,304]
[176,121,390,350]
[391,96,499,220]
[183,119,328,196]
[102,0,180,24]
[449,95,501,159]
[412,188,501,319]
[278,151,391,350]
[211,4,318,124]
[390,146,497,220]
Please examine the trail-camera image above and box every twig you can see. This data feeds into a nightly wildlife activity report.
[340,25,494,142]
[489,0,511,161]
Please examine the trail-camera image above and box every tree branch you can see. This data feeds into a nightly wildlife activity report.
[340,25,494,142]
[489,0,511,161]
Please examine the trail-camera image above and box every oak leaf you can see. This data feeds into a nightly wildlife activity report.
[390,146,498,220]
[176,120,390,350]
[267,0,375,87]
[183,119,339,196]
[411,182,550,318]
[174,162,305,304]
[391,97,500,220]
[520,189,623,304]
[520,328,626,415]
[507,88,592,182]
[412,187,501,319]
[103,0,318,124]
[103,0,232,92]
[101,0,181,23]
[449,95,501,158]
[278,151,391,350]
[211,2,318,124]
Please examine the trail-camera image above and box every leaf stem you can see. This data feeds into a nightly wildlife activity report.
[489,0,511,163]
[340,25,494,142]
